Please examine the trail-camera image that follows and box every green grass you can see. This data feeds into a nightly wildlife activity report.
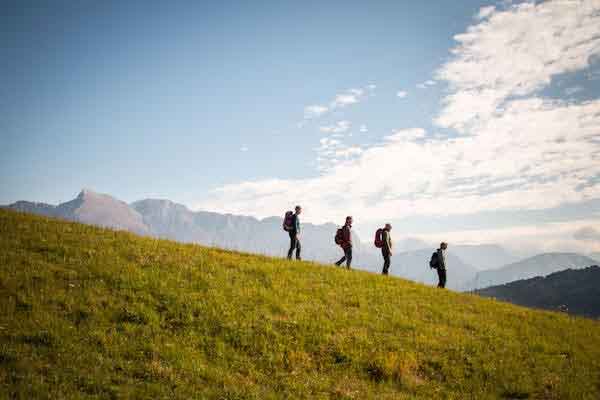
[1,209,600,399]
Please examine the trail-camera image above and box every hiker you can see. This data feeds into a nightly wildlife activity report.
[381,224,393,275]
[435,242,448,288]
[284,205,302,260]
[334,216,353,269]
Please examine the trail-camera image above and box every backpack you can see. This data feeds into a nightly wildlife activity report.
[283,211,294,231]
[374,228,384,248]
[429,251,439,269]
[335,228,344,245]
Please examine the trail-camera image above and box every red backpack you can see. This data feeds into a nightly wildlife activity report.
[283,211,294,231]
[335,228,344,245]
[374,228,384,248]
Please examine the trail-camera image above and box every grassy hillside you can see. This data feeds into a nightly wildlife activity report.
[1,209,600,399]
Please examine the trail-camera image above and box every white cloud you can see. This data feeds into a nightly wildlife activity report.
[416,80,436,89]
[476,5,496,20]
[385,128,426,142]
[197,1,600,252]
[565,86,584,96]
[319,120,351,134]
[396,91,408,98]
[331,93,359,107]
[240,146,249,152]
[418,219,600,254]
[200,96,600,222]
[315,125,365,170]
[334,146,363,158]
[304,105,328,119]
[574,226,600,242]
[302,86,372,119]
[318,137,341,149]
[330,88,367,109]
[359,124,368,133]
[435,0,600,132]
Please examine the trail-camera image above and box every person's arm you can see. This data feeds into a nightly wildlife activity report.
[342,226,350,246]
[438,249,446,269]
[295,215,300,235]
[383,231,391,253]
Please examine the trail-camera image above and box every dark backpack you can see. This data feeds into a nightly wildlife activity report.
[374,228,384,248]
[429,251,439,269]
[283,211,294,231]
[335,228,344,245]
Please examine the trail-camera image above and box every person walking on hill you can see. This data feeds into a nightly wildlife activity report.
[286,205,302,260]
[335,216,353,269]
[436,242,448,288]
[381,224,393,275]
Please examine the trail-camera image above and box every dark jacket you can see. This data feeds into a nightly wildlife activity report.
[436,248,447,269]
[341,224,352,249]
[291,213,301,235]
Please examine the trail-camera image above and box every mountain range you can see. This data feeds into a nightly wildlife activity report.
[6,189,149,235]
[4,189,598,291]
[465,253,599,290]
[475,266,600,318]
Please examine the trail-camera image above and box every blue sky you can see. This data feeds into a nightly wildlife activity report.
[2,1,600,254]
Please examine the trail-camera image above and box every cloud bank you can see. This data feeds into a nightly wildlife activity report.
[198,1,600,246]
[574,226,600,242]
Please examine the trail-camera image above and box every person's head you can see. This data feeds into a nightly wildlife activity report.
[295,205,302,215]
[384,223,392,231]
[440,242,448,250]
[345,216,353,225]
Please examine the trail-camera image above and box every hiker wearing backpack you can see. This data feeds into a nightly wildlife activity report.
[334,216,353,269]
[284,205,302,260]
[431,242,448,288]
[381,224,393,275]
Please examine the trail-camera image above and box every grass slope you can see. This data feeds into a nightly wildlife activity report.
[1,209,600,399]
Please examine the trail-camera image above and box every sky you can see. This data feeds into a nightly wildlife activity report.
[1,0,600,255]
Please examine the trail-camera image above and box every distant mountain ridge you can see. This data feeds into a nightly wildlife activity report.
[4,190,372,264]
[466,253,599,290]
[6,190,149,235]
[5,190,494,289]
[6,188,586,292]
[129,197,352,263]
[449,244,519,271]
[475,266,600,318]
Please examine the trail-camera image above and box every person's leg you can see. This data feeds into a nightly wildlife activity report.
[382,251,390,275]
[437,268,446,288]
[335,252,346,266]
[295,237,301,260]
[287,233,295,259]
[345,247,352,269]
[441,268,446,288]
